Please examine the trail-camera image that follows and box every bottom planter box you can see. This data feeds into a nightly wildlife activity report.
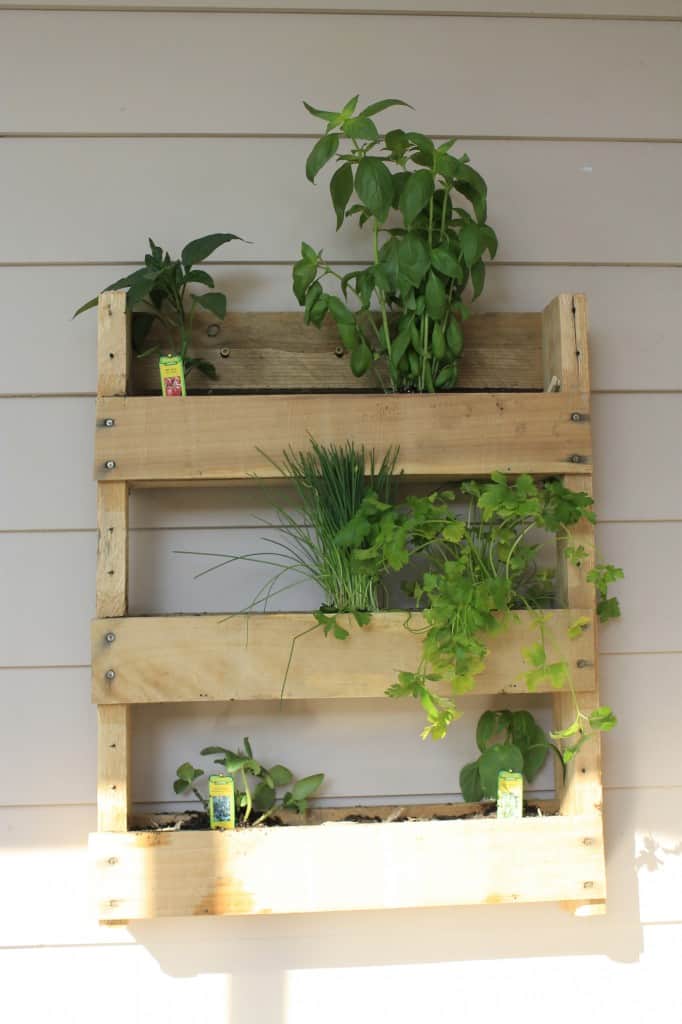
[90,806,606,921]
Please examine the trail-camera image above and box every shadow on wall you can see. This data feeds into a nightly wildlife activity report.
[124,789,680,1023]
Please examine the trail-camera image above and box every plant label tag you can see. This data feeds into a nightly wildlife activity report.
[209,774,235,830]
[497,771,523,819]
[159,354,186,396]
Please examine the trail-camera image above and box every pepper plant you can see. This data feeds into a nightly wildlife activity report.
[174,737,324,825]
[293,95,498,392]
[334,472,621,758]
[74,233,245,380]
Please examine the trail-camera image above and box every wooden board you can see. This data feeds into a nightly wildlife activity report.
[90,812,606,920]
[91,609,597,704]
[95,392,591,483]
[132,311,543,394]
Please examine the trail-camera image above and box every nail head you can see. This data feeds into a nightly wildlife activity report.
[105,669,116,681]
[104,459,116,471]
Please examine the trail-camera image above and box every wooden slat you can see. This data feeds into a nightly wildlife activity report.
[132,311,542,394]
[91,609,596,704]
[90,813,606,921]
[542,295,604,916]
[94,391,591,483]
[97,291,130,398]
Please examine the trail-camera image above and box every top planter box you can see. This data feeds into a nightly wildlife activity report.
[94,292,590,484]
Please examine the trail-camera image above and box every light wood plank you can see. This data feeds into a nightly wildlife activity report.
[2,139,680,264]
[132,310,542,393]
[91,609,596,704]
[97,705,130,833]
[2,14,680,137]
[97,291,129,398]
[90,813,606,920]
[94,392,592,483]
[1,266,679,396]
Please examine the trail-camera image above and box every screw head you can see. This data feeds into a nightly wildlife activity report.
[334,345,344,358]
[104,418,115,428]
[219,346,231,358]
[570,454,582,464]
[105,669,116,681]
[571,412,582,422]
[104,459,116,471]
[105,632,116,644]
[577,659,590,669]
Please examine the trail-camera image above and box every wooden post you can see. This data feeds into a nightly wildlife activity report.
[542,294,605,915]
[96,292,131,832]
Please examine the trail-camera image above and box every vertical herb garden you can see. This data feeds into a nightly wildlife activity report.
[85,97,619,920]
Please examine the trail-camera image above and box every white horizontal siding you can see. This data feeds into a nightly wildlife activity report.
[2,13,680,137]
[2,139,681,264]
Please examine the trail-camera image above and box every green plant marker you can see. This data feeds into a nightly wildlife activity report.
[209,775,235,830]
[497,771,523,819]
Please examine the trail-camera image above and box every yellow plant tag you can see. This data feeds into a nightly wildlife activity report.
[497,771,523,819]
[208,774,235,830]
[159,354,186,396]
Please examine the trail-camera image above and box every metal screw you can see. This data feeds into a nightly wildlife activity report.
[207,324,220,338]
[104,418,115,428]
[334,345,344,358]
[104,459,116,471]
[571,412,582,422]
[105,669,116,681]
[577,659,592,669]
[583,881,595,889]
[107,857,118,865]
[570,454,582,464]
[219,346,231,358]
[105,632,116,644]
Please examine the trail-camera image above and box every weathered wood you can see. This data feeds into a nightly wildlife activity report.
[542,295,604,915]
[96,298,131,832]
[94,391,591,483]
[132,310,543,394]
[91,610,597,705]
[90,813,606,921]
[97,291,130,398]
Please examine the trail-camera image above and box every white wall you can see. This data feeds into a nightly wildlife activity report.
[1,2,681,1021]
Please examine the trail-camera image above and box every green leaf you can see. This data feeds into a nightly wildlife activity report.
[181,233,243,268]
[431,244,459,278]
[589,706,618,732]
[568,615,591,640]
[446,319,464,357]
[406,131,435,156]
[337,322,359,351]
[510,710,535,751]
[200,746,230,757]
[523,733,550,782]
[355,157,393,223]
[390,329,411,369]
[476,710,498,752]
[350,342,372,377]
[72,296,100,318]
[397,234,430,287]
[193,291,227,320]
[344,117,379,142]
[459,223,480,268]
[399,169,434,226]
[330,162,354,230]
[327,295,355,325]
[292,259,317,306]
[359,98,411,119]
[306,133,340,183]
[341,94,360,117]
[479,743,524,799]
[425,271,447,320]
[184,269,215,289]
[384,130,410,161]
[302,100,338,124]
[291,773,325,801]
[460,761,483,802]
[597,596,621,622]
[173,779,189,794]
[253,781,276,812]
[269,765,293,787]
[176,762,203,783]
[353,610,372,627]
[431,323,446,360]
[470,260,485,299]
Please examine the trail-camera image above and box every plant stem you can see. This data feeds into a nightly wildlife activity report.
[240,768,252,823]
[192,786,208,812]
[373,220,393,363]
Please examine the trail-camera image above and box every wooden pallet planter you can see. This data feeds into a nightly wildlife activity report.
[90,291,606,921]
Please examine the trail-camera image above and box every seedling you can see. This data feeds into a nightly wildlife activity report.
[174,737,324,826]
[459,709,560,802]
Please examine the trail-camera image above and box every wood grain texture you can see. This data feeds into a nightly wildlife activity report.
[94,391,592,482]
[97,705,130,833]
[132,310,543,393]
[97,291,129,398]
[3,139,680,264]
[91,609,596,704]
[2,14,680,137]
[90,812,606,920]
